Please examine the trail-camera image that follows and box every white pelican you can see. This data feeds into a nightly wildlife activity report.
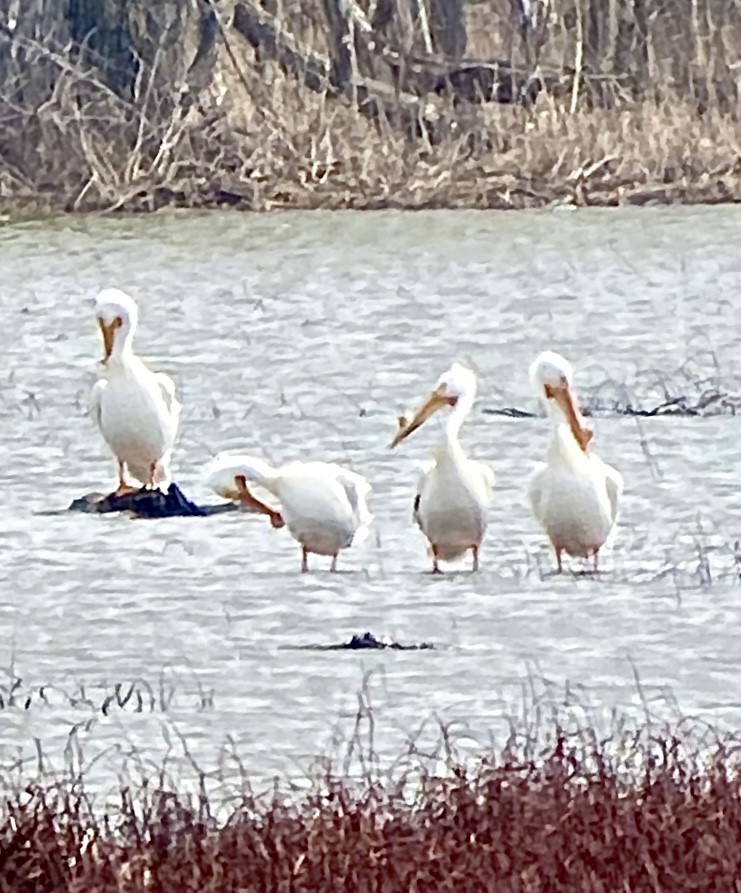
[90,288,180,493]
[204,454,373,572]
[390,362,495,573]
[528,351,623,572]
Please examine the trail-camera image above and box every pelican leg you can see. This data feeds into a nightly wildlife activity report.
[114,461,138,496]
[555,547,563,574]
[330,555,338,573]
[592,549,600,573]
[471,545,479,573]
[145,461,157,490]
[430,547,443,575]
[301,548,309,574]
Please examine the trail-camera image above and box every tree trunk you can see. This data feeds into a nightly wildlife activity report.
[321,0,353,89]
[67,0,139,98]
[427,0,466,60]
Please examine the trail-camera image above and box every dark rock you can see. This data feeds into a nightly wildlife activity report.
[302,632,435,651]
[68,483,239,519]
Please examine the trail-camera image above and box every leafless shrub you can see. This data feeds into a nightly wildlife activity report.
[0,2,740,212]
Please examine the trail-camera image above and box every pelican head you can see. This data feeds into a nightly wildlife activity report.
[530,351,592,452]
[391,361,477,448]
[94,288,138,362]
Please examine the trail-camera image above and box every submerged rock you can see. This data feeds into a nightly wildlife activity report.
[68,483,238,519]
[306,632,435,651]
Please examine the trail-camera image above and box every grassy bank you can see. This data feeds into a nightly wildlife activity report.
[2,714,741,891]
[1,1,740,213]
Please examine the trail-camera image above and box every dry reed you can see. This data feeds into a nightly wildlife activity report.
[2,707,741,891]
[1,1,740,213]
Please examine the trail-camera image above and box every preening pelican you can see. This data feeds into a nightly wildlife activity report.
[90,288,180,493]
[204,454,373,572]
[390,362,495,573]
[528,351,623,572]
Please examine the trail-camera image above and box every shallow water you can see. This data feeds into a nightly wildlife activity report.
[2,206,741,793]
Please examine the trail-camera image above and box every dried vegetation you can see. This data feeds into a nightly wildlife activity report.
[1,0,740,212]
[3,706,741,891]
[488,351,741,418]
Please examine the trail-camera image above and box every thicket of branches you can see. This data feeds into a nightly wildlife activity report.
[0,0,740,212]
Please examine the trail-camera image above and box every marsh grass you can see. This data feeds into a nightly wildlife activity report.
[2,688,741,891]
[5,76,741,214]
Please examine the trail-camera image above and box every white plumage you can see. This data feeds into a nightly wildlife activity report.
[90,288,180,492]
[528,350,623,572]
[391,362,495,572]
[203,453,373,572]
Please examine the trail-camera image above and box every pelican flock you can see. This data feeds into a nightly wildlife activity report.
[390,362,495,573]
[91,288,180,493]
[85,292,623,574]
[204,454,373,573]
[528,351,623,572]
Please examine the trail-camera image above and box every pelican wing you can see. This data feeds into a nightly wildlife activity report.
[474,460,496,496]
[329,465,373,544]
[601,459,624,523]
[155,372,181,428]
[413,459,435,526]
[89,379,106,433]
[527,462,548,525]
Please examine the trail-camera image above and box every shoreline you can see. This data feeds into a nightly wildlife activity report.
[3,179,739,217]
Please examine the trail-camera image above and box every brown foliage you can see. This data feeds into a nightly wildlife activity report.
[0,1,740,212]
[2,724,741,891]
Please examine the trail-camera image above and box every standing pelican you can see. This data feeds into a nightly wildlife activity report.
[90,288,180,493]
[528,351,623,572]
[204,454,373,572]
[390,362,495,573]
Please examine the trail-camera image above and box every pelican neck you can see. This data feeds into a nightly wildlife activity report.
[549,422,587,464]
[105,343,137,369]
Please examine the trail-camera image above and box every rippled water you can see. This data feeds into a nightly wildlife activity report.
[2,206,741,792]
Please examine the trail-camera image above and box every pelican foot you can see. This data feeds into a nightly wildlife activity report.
[114,483,140,497]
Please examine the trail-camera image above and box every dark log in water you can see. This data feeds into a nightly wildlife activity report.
[68,483,239,519]
[297,632,435,651]
[483,389,741,418]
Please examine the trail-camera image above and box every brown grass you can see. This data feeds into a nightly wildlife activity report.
[1,1,741,213]
[2,712,741,891]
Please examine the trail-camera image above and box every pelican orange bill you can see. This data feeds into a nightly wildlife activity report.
[545,382,592,452]
[98,315,123,362]
[390,390,453,448]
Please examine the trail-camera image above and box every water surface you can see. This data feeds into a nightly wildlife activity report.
[1,206,741,791]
